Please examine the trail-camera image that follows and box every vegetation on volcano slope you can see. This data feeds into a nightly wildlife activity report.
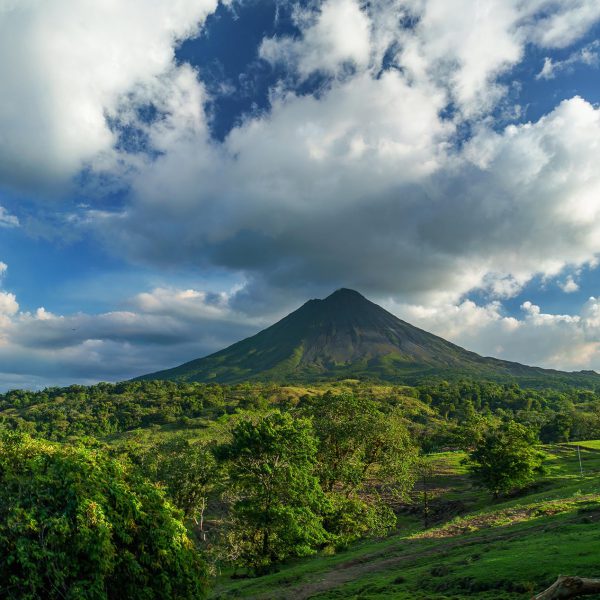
[136,289,600,389]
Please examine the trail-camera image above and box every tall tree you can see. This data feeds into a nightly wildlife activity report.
[309,392,417,545]
[465,420,546,498]
[221,411,328,574]
[310,392,417,497]
[132,436,222,541]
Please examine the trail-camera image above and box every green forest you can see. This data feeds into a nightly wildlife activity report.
[2,378,600,598]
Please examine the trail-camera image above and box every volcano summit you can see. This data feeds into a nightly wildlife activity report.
[137,289,599,387]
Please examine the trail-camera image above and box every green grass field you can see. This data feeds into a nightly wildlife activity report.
[212,443,600,599]
[567,440,600,451]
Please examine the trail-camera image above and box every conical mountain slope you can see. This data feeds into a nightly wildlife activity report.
[137,289,599,387]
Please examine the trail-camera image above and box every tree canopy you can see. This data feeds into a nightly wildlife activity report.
[220,411,328,573]
[464,421,546,498]
[0,433,208,600]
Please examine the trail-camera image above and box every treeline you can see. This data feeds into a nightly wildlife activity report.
[416,379,600,444]
[3,379,600,444]
[0,381,268,440]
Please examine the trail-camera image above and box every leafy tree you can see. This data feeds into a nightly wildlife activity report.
[0,433,208,600]
[454,413,500,450]
[308,392,417,544]
[134,436,222,540]
[464,421,546,498]
[321,494,396,549]
[310,392,417,497]
[540,411,574,443]
[220,411,327,573]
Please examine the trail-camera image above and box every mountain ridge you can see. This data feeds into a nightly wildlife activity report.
[136,288,599,388]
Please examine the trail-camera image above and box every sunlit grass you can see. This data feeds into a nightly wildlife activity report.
[213,442,600,599]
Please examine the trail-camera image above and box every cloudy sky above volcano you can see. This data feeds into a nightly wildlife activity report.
[1,0,600,389]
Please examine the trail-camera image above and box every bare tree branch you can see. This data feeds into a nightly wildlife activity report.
[534,576,600,600]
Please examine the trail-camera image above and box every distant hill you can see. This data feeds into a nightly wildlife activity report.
[136,288,600,388]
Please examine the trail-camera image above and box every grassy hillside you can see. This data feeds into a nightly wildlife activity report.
[213,444,600,599]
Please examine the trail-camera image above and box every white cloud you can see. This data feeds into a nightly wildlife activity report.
[390,296,600,372]
[0,285,266,390]
[0,0,217,193]
[0,206,19,227]
[527,1,600,49]
[0,263,17,319]
[401,0,600,117]
[559,276,580,294]
[397,0,524,117]
[536,40,600,80]
[260,0,371,77]
[260,0,600,118]
[99,90,600,307]
[0,291,18,316]
[131,287,267,326]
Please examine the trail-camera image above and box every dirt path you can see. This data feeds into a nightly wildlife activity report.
[249,536,482,599]
[254,511,597,600]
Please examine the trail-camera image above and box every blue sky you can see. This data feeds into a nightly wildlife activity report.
[0,0,600,389]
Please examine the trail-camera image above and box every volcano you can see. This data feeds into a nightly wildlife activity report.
[136,288,599,387]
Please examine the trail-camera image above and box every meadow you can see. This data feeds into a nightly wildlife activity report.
[213,443,600,599]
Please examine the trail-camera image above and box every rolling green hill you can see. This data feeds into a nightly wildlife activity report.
[136,289,600,388]
[213,443,600,599]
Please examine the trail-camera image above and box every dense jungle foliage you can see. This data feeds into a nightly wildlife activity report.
[1,378,600,598]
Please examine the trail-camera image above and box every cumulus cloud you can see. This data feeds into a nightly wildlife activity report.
[397,0,600,116]
[260,0,600,116]
[390,297,600,372]
[559,276,580,294]
[260,0,371,77]
[97,90,600,307]
[0,0,217,193]
[527,1,600,49]
[0,286,267,390]
[0,263,17,319]
[536,40,600,80]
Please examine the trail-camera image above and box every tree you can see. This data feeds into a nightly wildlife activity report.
[132,436,222,541]
[309,392,417,545]
[464,421,546,498]
[0,433,208,600]
[415,457,436,529]
[220,411,327,574]
[454,413,499,450]
[540,411,574,443]
[310,392,417,498]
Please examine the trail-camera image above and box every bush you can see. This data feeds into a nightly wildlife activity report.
[0,433,208,600]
